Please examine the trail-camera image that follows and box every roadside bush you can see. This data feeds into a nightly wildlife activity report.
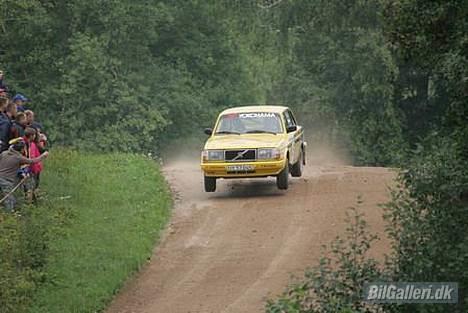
[383,134,468,313]
[0,206,52,313]
[266,134,467,313]
[266,207,388,313]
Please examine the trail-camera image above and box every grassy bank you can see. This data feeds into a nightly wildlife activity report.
[0,149,171,313]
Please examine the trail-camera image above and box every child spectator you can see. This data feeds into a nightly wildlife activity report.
[11,112,27,138]
[38,133,48,153]
[24,127,43,200]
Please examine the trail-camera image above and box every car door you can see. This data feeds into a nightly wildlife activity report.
[288,110,303,164]
[285,110,303,164]
[283,110,299,164]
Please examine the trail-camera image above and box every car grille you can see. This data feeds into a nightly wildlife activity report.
[224,149,256,162]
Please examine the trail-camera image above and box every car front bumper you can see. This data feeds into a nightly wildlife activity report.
[201,159,287,178]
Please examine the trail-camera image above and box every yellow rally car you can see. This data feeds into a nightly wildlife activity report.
[200,105,306,192]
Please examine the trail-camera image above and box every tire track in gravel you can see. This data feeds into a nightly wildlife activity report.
[106,153,395,313]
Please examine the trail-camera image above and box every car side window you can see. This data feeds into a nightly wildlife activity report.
[288,110,298,126]
[283,110,296,129]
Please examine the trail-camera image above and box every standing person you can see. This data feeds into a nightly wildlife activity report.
[11,112,27,138]
[12,94,30,112]
[0,96,8,113]
[23,128,43,201]
[0,102,16,152]
[24,110,43,132]
[0,138,49,212]
[25,110,48,152]
[0,70,8,96]
[37,132,48,153]
[0,97,10,151]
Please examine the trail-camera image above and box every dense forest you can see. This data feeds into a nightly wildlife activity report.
[1,0,467,312]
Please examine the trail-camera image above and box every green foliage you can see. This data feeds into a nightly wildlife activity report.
[384,134,468,313]
[383,0,468,144]
[1,1,467,311]
[267,0,406,165]
[0,1,265,153]
[379,1,468,311]
[266,207,387,313]
[0,150,171,313]
[28,149,171,313]
[0,208,49,313]
[266,2,467,311]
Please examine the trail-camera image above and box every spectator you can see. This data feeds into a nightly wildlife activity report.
[5,102,16,121]
[24,110,43,131]
[11,112,27,138]
[0,138,48,212]
[0,101,16,152]
[24,127,44,201]
[0,71,50,210]
[12,94,30,112]
[0,96,8,113]
[0,70,8,96]
[38,133,48,153]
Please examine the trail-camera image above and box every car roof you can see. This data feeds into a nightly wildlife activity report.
[220,105,289,115]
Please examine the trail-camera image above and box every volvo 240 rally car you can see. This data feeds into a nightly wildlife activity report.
[200,105,306,192]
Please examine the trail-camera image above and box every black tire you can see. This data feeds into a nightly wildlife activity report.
[204,176,216,192]
[291,150,303,177]
[276,161,289,190]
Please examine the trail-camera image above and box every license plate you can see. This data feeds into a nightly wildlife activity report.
[226,165,255,172]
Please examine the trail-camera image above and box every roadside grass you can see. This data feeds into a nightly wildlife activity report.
[27,149,171,313]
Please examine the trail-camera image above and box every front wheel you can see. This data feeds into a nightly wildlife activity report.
[276,162,289,190]
[204,176,216,192]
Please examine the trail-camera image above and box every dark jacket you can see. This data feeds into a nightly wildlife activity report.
[30,121,43,132]
[11,122,25,138]
[0,113,12,152]
[0,79,7,92]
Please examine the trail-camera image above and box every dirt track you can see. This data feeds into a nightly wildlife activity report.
[106,151,395,313]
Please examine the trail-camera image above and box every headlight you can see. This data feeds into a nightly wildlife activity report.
[257,148,281,160]
[202,150,224,161]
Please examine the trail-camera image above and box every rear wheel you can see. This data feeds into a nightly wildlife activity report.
[276,161,289,190]
[204,176,216,192]
[291,150,303,177]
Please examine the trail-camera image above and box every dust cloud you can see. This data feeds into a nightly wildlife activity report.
[160,136,205,168]
[305,139,351,166]
[161,133,351,168]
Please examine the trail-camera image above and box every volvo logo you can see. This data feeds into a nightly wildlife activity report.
[232,150,249,161]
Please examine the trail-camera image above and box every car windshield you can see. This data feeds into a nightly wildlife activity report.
[215,112,283,135]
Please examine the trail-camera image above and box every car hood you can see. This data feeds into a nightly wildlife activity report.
[204,134,288,150]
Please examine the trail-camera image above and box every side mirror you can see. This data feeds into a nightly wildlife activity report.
[286,125,297,133]
[204,128,213,135]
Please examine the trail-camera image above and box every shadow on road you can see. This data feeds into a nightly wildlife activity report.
[211,178,288,199]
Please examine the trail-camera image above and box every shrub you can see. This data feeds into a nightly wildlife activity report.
[383,134,468,313]
[0,206,51,313]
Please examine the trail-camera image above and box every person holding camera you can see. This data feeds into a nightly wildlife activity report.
[0,138,49,212]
